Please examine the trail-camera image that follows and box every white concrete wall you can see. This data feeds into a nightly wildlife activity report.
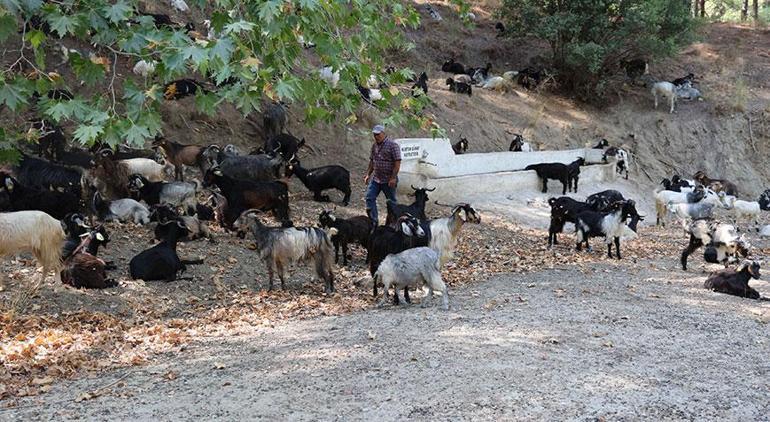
[392,138,616,202]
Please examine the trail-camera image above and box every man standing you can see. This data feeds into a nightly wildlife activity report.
[364,124,401,227]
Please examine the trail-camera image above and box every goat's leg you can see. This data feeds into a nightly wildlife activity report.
[342,242,349,266]
[654,93,658,109]
[341,188,351,206]
[614,237,621,260]
[396,286,408,306]
[333,241,340,264]
[276,263,286,290]
[403,287,411,303]
[561,178,567,195]
[681,238,702,270]
[421,284,434,308]
[378,280,389,307]
[541,178,548,193]
[267,267,275,291]
[607,242,613,258]
[669,96,675,114]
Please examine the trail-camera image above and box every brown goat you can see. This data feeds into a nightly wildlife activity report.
[152,135,203,181]
[693,171,738,196]
[90,153,132,199]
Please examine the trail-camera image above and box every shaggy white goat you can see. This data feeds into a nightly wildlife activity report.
[652,81,677,113]
[120,158,174,182]
[170,0,189,12]
[482,76,513,91]
[0,211,65,281]
[375,247,449,310]
[666,201,715,222]
[720,195,761,230]
[429,203,481,266]
[319,66,340,88]
[132,60,156,78]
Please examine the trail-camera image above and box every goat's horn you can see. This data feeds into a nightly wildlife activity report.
[434,200,453,207]
[426,187,436,192]
[410,184,418,190]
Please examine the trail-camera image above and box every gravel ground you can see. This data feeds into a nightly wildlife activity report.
[4,260,769,421]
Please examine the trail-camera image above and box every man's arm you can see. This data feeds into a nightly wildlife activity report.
[364,160,374,183]
[389,160,401,187]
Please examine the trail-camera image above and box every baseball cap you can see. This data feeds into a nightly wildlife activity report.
[372,124,385,134]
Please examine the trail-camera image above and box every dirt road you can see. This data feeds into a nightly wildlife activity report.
[5,260,769,421]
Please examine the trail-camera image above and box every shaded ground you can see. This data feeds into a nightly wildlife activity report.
[3,259,769,421]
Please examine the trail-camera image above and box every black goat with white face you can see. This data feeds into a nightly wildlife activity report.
[704,260,762,300]
[452,137,469,154]
[575,200,640,259]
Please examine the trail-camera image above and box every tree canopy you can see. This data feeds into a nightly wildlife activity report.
[0,0,459,160]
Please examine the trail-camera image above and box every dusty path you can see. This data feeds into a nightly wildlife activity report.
[5,261,769,421]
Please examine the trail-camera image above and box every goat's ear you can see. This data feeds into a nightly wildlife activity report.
[96,232,105,242]
[401,222,413,236]
[3,177,13,191]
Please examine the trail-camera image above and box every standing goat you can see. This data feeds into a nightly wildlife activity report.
[375,247,449,310]
[652,81,677,113]
[525,158,584,195]
[318,210,371,266]
[152,136,203,181]
[0,211,66,282]
[429,202,481,266]
[285,159,351,206]
[680,220,750,271]
[452,138,469,154]
[234,210,335,293]
[384,185,434,227]
[575,200,640,259]
[509,134,532,152]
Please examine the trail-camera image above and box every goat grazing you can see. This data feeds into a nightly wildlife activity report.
[285,159,351,205]
[429,203,481,266]
[318,210,371,266]
[704,261,762,299]
[0,211,66,282]
[266,133,305,162]
[446,78,472,96]
[575,200,639,259]
[234,210,335,293]
[680,220,749,270]
[411,72,429,96]
[525,158,584,195]
[375,247,449,310]
[452,137,469,154]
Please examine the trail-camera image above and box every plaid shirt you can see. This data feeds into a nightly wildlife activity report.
[369,137,401,184]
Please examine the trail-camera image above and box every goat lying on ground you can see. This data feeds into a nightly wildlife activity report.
[375,247,449,310]
[234,210,335,293]
[129,219,202,281]
[92,191,150,225]
[318,210,371,266]
[61,225,116,289]
[446,78,472,96]
[1,172,81,220]
[525,158,584,195]
[704,261,762,299]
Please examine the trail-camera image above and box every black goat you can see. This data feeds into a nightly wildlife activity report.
[441,58,466,74]
[547,196,590,247]
[129,219,202,281]
[446,78,472,96]
[263,102,287,141]
[586,190,625,212]
[163,79,205,100]
[452,137,469,154]
[266,133,305,161]
[575,200,639,259]
[517,67,542,90]
[619,59,648,79]
[704,261,762,299]
[61,213,91,260]
[384,185,434,227]
[411,72,428,96]
[30,119,66,160]
[759,189,770,211]
[1,173,81,220]
[318,210,371,265]
[661,175,693,192]
[593,139,609,149]
[56,148,96,169]
[525,158,584,195]
[285,159,351,205]
[203,167,290,227]
[367,214,425,299]
[495,22,506,37]
[150,204,212,242]
[672,73,695,87]
[14,155,84,198]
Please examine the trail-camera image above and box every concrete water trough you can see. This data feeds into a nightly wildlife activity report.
[393,138,617,203]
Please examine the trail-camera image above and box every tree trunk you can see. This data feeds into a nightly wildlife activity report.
[741,0,749,20]
[693,0,699,17]
[700,0,706,17]
[753,0,759,19]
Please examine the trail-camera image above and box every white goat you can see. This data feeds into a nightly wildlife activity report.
[652,81,677,113]
[760,225,770,237]
[429,203,481,266]
[720,195,761,230]
[375,247,449,310]
[120,158,174,182]
[319,66,340,88]
[132,60,156,78]
[452,74,472,84]
[0,211,66,282]
[170,0,189,12]
[667,201,715,222]
[482,76,513,91]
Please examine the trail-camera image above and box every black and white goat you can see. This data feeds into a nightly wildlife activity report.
[661,175,694,192]
[680,220,750,271]
[758,189,770,211]
[127,174,197,215]
[234,210,335,293]
[603,147,630,179]
[704,261,762,300]
[525,158,584,195]
[61,224,116,289]
[452,137,469,154]
[508,134,532,152]
[575,200,640,259]
[446,78,472,96]
[367,214,426,300]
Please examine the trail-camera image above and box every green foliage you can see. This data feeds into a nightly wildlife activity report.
[499,0,697,100]
[0,0,432,156]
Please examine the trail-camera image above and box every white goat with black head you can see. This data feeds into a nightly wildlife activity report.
[429,202,481,266]
[234,210,335,293]
[681,220,750,271]
[375,247,449,310]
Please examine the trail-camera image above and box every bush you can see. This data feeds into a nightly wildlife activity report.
[499,0,698,102]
